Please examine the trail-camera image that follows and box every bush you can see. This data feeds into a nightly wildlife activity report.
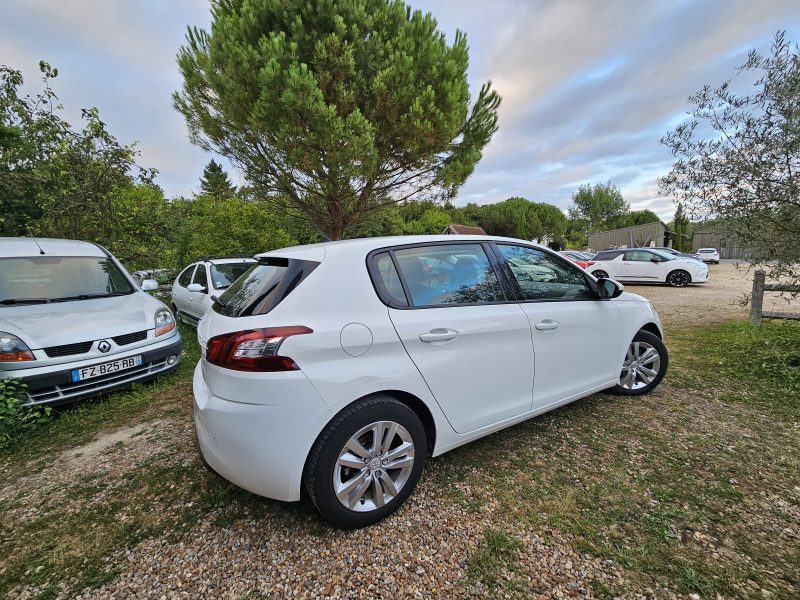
[0,379,52,450]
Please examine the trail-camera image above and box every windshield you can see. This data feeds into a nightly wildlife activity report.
[0,256,134,304]
[210,262,254,290]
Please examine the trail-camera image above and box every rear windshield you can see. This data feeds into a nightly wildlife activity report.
[213,257,319,317]
[210,262,253,289]
[0,256,134,305]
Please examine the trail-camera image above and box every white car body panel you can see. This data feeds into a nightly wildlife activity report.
[193,235,665,502]
[171,258,256,323]
[591,252,708,284]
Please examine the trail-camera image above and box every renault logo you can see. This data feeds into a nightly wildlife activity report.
[98,340,111,353]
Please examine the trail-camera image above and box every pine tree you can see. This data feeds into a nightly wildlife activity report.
[198,159,236,201]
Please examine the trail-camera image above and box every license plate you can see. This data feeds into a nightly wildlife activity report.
[71,356,143,382]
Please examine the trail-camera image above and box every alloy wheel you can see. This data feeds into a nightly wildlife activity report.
[667,271,690,287]
[333,420,415,512]
[619,340,662,390]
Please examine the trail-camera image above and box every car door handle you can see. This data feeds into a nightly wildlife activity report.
[419,328,459,342]
[534,319,560,331]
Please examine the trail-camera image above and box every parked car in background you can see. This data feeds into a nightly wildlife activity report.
[649,247,703,263]
[194,235,668,527]
[696,248,720,264]
[171,256,256,325]
[559,250,593,268]
[587,248,708,287]
[0,237,182,406]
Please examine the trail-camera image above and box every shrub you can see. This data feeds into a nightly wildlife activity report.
[0,379,52,450]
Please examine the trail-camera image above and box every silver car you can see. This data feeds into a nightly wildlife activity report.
[0,237,182,406]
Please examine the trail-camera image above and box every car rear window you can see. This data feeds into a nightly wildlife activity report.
[213,257,319,317]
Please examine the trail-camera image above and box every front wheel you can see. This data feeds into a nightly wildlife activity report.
[666,270,691,287]
[592,269,609,279]
[609,330,668,396]
[172,303,182,324]
[304,395,426,528]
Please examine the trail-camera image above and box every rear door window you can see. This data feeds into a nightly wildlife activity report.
[391,244,504,307]
[192,264,208,290]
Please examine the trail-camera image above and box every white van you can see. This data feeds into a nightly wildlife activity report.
[0,237,182,406]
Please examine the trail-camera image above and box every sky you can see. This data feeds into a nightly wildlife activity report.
[2,0,799,220]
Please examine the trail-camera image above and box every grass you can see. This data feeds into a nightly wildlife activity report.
[1,320,799,597]
[433,320,800,597]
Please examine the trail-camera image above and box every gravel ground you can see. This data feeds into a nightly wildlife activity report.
[623,261,796,325]
[4,261,798,599]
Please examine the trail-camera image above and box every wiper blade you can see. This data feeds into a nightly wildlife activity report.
[49,292,130,302]
[0,298,50,305]
[210,294,228,308]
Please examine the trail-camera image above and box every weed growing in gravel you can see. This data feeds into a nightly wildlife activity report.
[467,527,522,591]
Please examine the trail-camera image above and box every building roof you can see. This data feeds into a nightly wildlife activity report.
[443,224,487,235]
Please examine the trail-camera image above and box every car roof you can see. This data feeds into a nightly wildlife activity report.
[255,235,552,262]
[0,237,107,258]
[206,257,257,265]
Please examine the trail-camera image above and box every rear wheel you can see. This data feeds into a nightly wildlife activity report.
[610,330,668,396]
[666,270,690,287]
[592,269,609,279]
[304,395,426,528]
[172,303,182,324]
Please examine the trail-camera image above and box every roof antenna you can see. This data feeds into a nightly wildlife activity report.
[26,226,46,255]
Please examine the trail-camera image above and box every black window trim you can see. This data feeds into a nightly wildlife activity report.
[488,242,604,304]
[366,240,514,310]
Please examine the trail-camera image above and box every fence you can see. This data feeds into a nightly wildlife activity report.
[749,270,800,325]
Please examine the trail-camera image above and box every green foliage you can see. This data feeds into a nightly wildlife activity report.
[403,208,451,235]
[672,202,690,251]
[567,182,630,246]
[169,196,296,266]
[0,379,52,450]
[198,159,237,200]
[174,0,501,239]
[660,31,800,283]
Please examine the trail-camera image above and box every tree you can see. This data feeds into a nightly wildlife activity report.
[198,159,237,200]
[568,182,629,230]
[672,203,690,251]
[174,0,501,240]
[660,32,800,282]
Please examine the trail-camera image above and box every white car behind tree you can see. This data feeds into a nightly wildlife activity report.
[696,248,720,264]
[587,248,709,287]
[171,256,256,325]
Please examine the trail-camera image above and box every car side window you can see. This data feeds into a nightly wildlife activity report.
[178,265,195,288]
[373,253,408,306]
[193,264,208,290]
[625,250,654,262]
[393,244,503,307]
[497,245,594,301]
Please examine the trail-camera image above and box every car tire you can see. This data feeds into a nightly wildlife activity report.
[172,303,182,324]
[609,330,668,396]
[304,395,426,529]
[666,270,691,287]
[592,269,609,279]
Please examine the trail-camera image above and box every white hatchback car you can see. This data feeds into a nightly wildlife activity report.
[194,236,668,527]
[587,248,709,287]
[171,256,256,325]
[0,237,182,406]
[696,248,720,264]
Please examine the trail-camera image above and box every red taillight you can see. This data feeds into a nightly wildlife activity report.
[205,326,312,372]
[586,261,595,266]
[577,260,589,268]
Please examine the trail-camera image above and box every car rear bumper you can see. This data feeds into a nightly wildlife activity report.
[9,334,183,406]
[192,361,333,502]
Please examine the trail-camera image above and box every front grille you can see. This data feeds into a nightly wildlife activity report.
[112,330,148,346]
[43,341,94,358]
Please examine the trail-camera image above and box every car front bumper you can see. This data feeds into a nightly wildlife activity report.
[8,334,183,406]
[192,361,332,502]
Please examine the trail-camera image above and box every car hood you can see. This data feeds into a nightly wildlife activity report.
[0,293,165,349]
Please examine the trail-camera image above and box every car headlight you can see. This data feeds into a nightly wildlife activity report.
[155,308,176,337]
[0,332,35,362]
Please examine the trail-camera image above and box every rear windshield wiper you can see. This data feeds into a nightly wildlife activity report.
[210,294,228,308]
[1,298,50,305]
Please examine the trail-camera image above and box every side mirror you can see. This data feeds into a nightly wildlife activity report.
[141,279,159,292]
[597,278,624,299]
[187,283,206,293]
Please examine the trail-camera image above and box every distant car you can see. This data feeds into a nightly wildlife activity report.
[171,256,256,325]
[559,251,593,268]
[0,237,182,406]
[586,248,709,287]
[696,248,720,264]
[649,247,703,263]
